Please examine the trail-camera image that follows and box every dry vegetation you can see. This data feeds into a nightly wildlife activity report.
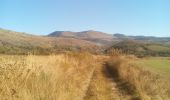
[0,51,169,100]
[106,53,170,100]
[0,53,96,100]
[84,58,116,100]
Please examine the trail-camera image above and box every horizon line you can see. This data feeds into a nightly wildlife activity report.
[0,27,169,38]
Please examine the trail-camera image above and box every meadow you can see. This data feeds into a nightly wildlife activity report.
[135,57,170,79]
[106,54,170,100]
[0,52,169,100]
[0,53,97,100]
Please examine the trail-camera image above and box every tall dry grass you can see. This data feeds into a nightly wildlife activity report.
[0,52,96,100]
[106,54,170,100]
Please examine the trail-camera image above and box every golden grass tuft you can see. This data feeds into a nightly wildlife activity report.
[0,53,96,100]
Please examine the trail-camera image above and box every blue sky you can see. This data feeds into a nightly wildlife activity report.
[0,0,170,37]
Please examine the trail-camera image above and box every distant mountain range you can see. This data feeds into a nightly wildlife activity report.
[113,33,170,45]
[0,28,169,55]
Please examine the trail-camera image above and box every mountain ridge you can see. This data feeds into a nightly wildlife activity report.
[0,28,170,55]
[48,30,113,39]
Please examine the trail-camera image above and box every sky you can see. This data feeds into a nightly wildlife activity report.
[0,0,170,37]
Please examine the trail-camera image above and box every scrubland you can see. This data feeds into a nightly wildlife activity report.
[0,52,169,100]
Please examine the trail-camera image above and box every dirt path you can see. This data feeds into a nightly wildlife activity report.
[84,58,139,100]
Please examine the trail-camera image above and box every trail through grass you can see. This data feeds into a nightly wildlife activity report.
[0,54,169,100]
[84,62,116,100]
[84,57,136,100]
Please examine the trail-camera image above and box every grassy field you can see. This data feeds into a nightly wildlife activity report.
[0,53,169,100]
[108,55,170,100]
[135,57,170,79]
[0,53,97,100]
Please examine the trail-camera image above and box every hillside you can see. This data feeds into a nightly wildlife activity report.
[0,29,99,54]
[48,30,112,39]
[48,30,114,45]
[113,33,170,45]
[108,40,170,57]
[0,28,170,55]
[0,29,51,47]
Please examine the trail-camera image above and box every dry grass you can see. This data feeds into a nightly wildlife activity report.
[0,52,96,100]
[84,62,116,100]
[106,55,170,100]
[1,51,169,100]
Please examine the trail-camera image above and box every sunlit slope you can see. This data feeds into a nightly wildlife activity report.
[0,29,98,54]
[48,30,114,45]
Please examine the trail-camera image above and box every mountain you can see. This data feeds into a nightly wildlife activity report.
[48,30,112,39]
[113,33,127,38]
[48,31,76,37]
[0,29,99,54]
[48,30,114,45]
[113,33,170,45]
[0,28,170,55]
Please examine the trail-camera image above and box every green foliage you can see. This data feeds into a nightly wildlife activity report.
[136,57,170,79]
